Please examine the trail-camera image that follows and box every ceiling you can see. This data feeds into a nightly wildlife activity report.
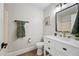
[5,3,57,10]
[30,3,57,10]
[30,3,50,10]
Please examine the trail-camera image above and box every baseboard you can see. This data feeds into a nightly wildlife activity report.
[7,46,36,56]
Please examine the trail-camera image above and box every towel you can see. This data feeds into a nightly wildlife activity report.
[16,20,26,38]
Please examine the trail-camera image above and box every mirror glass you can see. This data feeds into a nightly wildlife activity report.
[56,4,78,33]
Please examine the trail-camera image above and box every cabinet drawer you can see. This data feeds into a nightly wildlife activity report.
[44,44,67,56]
[51,47,67,56]
[53,40,79,56]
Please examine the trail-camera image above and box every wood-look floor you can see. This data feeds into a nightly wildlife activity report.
[18,49,44,56]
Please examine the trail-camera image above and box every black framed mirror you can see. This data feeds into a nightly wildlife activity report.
[55,3,79,33]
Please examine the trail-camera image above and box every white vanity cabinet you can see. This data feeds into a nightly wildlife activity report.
[44,35,79,56]
[44,37,67,56]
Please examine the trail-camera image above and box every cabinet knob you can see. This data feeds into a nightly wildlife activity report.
[63,48,67,51]
[48,47,50,50]
[48,41,50,43]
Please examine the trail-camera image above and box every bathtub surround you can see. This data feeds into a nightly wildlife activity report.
[4,3,43,54]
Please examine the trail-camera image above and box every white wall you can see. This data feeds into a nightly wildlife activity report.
[43,3,77,35]
[43,4,56,35]
[0,3,4,49]
[4,3,43,53]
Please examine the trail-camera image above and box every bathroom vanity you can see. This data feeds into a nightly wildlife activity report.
[44,35,79,56]
[43,3,79,56]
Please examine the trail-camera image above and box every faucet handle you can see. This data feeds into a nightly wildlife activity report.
[1,42,8,49]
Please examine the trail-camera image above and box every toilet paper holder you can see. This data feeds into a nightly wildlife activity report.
[28,38,31,43]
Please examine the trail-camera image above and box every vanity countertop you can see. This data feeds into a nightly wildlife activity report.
[44,35,79,48]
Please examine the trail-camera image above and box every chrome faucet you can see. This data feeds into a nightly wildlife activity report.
[62,31,66,37]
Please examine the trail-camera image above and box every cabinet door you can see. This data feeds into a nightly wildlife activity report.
[44,37,67,56]
[51,46,67,56]
[45,38,65,56]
